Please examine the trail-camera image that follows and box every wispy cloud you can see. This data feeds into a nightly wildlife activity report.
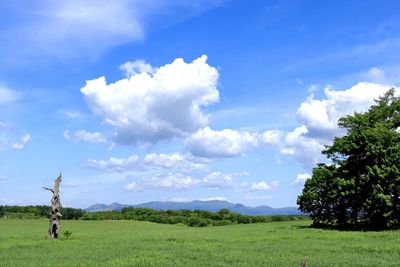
[60,110,84,119]
[0,86,19,104]
[64,130,107,143]
[284,38,400,71]
[0,0,225,62]
[12,134,31,150]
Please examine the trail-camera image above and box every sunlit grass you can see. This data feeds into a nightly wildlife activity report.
[0,219,399,266]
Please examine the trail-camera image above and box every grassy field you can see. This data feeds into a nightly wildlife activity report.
[0,219,399,266]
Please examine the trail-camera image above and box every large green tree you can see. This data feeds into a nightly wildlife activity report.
[297,89,400,229]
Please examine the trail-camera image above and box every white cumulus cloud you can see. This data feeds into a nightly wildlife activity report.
[85,153,206,173]
[81,55,219,145]
[125,173,201,191]
[262,130,283,146]
[124,171,247,191]
[143,153,186,169]
[185,127,258,158]
[120,60,156,77]
[249,181,278,191]
[85,155,142,173]
[262,82,398,167]
[297,82,394,139]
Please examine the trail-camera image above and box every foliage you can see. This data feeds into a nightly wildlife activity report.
[1,219,400,266]
[0,205,307,227]
[0,205,85,220]
[63,230,72,239]
[0,205,4,218]
[298,89,400,229]
[84,207,307,227]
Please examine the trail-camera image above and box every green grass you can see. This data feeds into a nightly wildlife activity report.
[0,219,399,266]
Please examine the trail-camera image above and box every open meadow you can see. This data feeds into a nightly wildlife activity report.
[0,219,399,266]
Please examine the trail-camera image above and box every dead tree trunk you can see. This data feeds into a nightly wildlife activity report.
[43,173,62,239]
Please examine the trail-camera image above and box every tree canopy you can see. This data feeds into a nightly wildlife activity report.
[297,88,400,230]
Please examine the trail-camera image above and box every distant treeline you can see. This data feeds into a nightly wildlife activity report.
[0,205,308,227]
[0,205,84,220]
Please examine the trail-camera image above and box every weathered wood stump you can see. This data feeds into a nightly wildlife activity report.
[43,173,62,239]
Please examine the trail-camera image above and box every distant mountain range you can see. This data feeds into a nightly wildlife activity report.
[85,200,303,216]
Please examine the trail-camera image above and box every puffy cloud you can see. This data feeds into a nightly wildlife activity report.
[64,130,106,143]
[143,153,185,169]
[185,127,258,158]
[249,180,278,191]
[120,60,155,77]
[262,130,283,146]
[292,173,311,185]
[0,86,19,104]
[297,82,394,139]
[85,155,142,173]
[81,55,219,145]
[282,126,325,166]
[250,181,271,190]
[12,134,31,150]
[124,171,247,191]
[262,82,398,167]
[85,153,206,173]
[125,173,201,191]
[262,127,324,167]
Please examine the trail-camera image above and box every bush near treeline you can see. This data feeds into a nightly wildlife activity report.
[0,205,307,227]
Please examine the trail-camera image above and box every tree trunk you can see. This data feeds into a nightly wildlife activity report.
[43,173,62,239]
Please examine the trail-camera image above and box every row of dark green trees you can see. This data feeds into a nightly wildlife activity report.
[0,205,306,227]
[0,205,84,220]
[298,89,400,230]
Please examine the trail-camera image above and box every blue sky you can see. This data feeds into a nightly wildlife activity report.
[1,0,400,208]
